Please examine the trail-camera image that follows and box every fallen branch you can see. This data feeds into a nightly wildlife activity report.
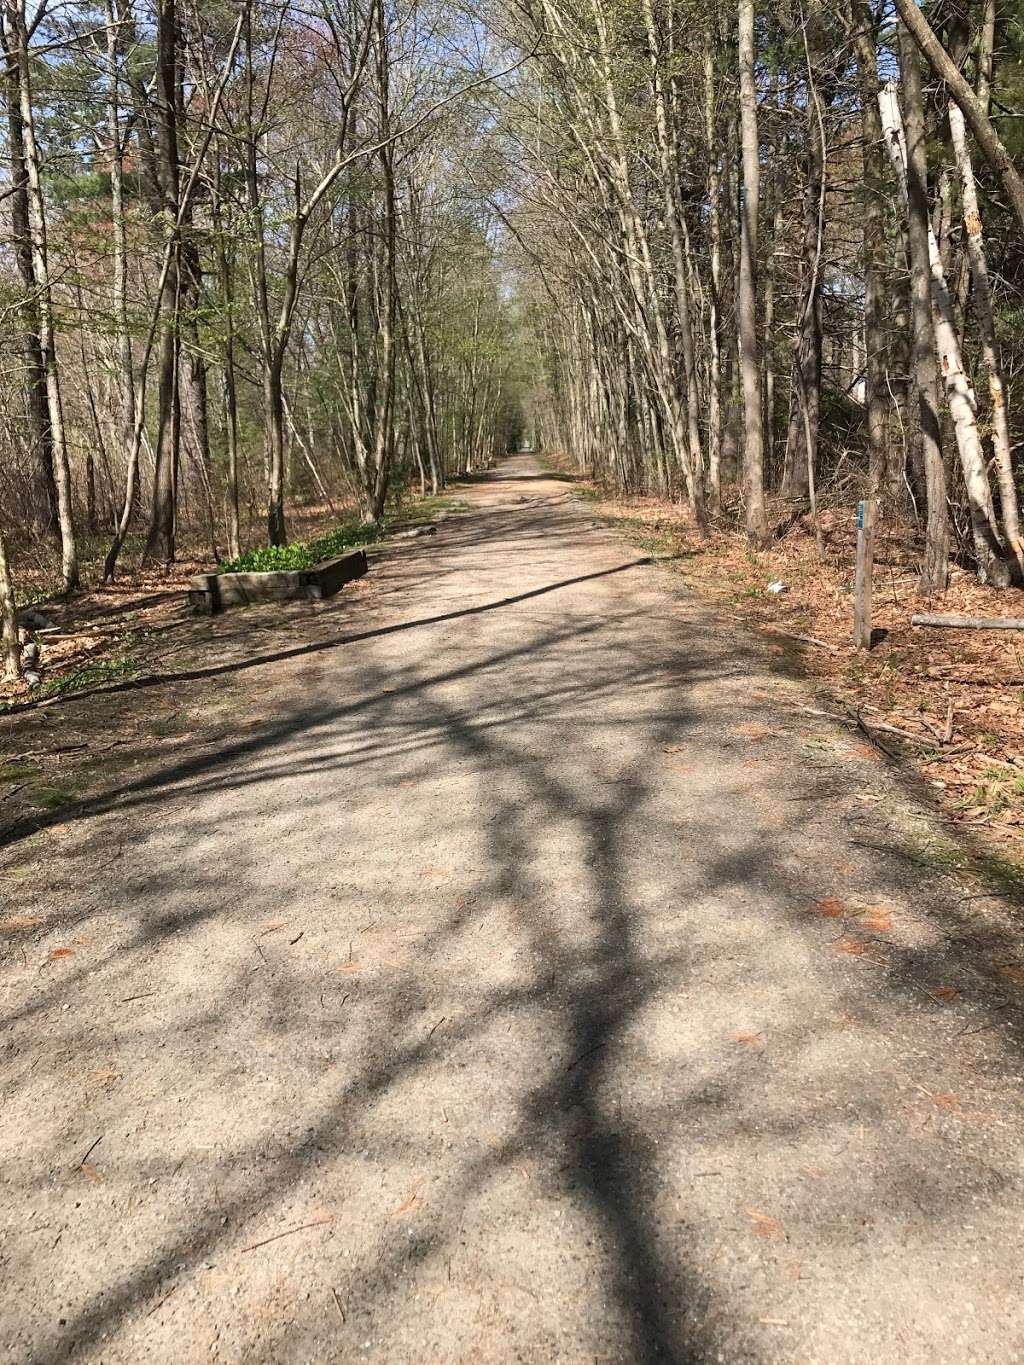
[920,743,976,761]
[847,707,899,759]
[763,628,840,652]
[78,1135,103,1169]
[866,719,938,746]
[912,613,1024,631]
[925,668,1024,686]
[145,1286,178,1318]
[239,1217,334,1254]
[863,706,951,746]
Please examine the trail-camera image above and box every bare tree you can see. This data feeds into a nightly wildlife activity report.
[737,0,766,542]
[881,72,1009,587]
[0,518,20,681]
[4,0,78,590]
[892,0,1024,241]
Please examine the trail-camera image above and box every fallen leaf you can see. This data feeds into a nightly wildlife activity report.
[835,936,869,956]
[930,986,959,1003]
[89,1069,121,1084]
[48,947,75,961]
[744,1208,783,1239]
[734,723,771,742]
[732,1031,763,1048]
[392,1186,420,1217]
[1,915,43,932]
[813,897,846,918]
[860,907,893,933]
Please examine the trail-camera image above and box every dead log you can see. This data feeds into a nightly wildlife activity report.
[911,613,1024,631]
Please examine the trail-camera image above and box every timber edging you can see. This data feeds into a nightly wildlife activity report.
[188,548,368,614]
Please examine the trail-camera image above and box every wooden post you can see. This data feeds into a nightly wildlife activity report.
[853,497,876,650]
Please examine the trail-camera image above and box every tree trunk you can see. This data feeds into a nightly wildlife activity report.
[891,32,948,595]
[891,0,1024,242]
[737,0,767,542]
[143,0,182,567]
[948,100,1022,571]
[0,518,21,681]
[105,0,135,479]
[265,352,288,544]
[179,203,219,562]
[1,14,57,543]
[214,157,241,561]
[851,0,889,494]
[781,68,825,500]
[764,183,781,476]
[6,0,79,590]
[704,38,723,509]
[881,70,1009,587]
[643,0,703,490]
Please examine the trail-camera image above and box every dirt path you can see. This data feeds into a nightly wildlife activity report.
[4,455,1024,1364]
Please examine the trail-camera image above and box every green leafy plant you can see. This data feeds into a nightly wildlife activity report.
[0,656,139,715]
[219,520,380,575]
[39,656,138,698]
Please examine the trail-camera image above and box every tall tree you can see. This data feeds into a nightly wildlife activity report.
[4,0,78,590]
[142,0,183,567]
[1,8,57,542]
[737,0,766,541]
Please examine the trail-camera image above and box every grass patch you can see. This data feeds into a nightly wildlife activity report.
[147,712,187,739]
[27,781,81,810]
[1,658,140,713]
[396,494,465,525]
[1,762,43,782]
[614,518,678,558]
[906,833,1024,897]
[43,655,137,696]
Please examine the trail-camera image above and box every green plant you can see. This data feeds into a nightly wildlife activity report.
[1,656,139,713]
[1,762,42,782]
[28,782,80,810]
[18,583,60,607]
[39,656,137,700]
[219,519,381,575]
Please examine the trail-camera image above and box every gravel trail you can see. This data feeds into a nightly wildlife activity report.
[3,455,1024,1364]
